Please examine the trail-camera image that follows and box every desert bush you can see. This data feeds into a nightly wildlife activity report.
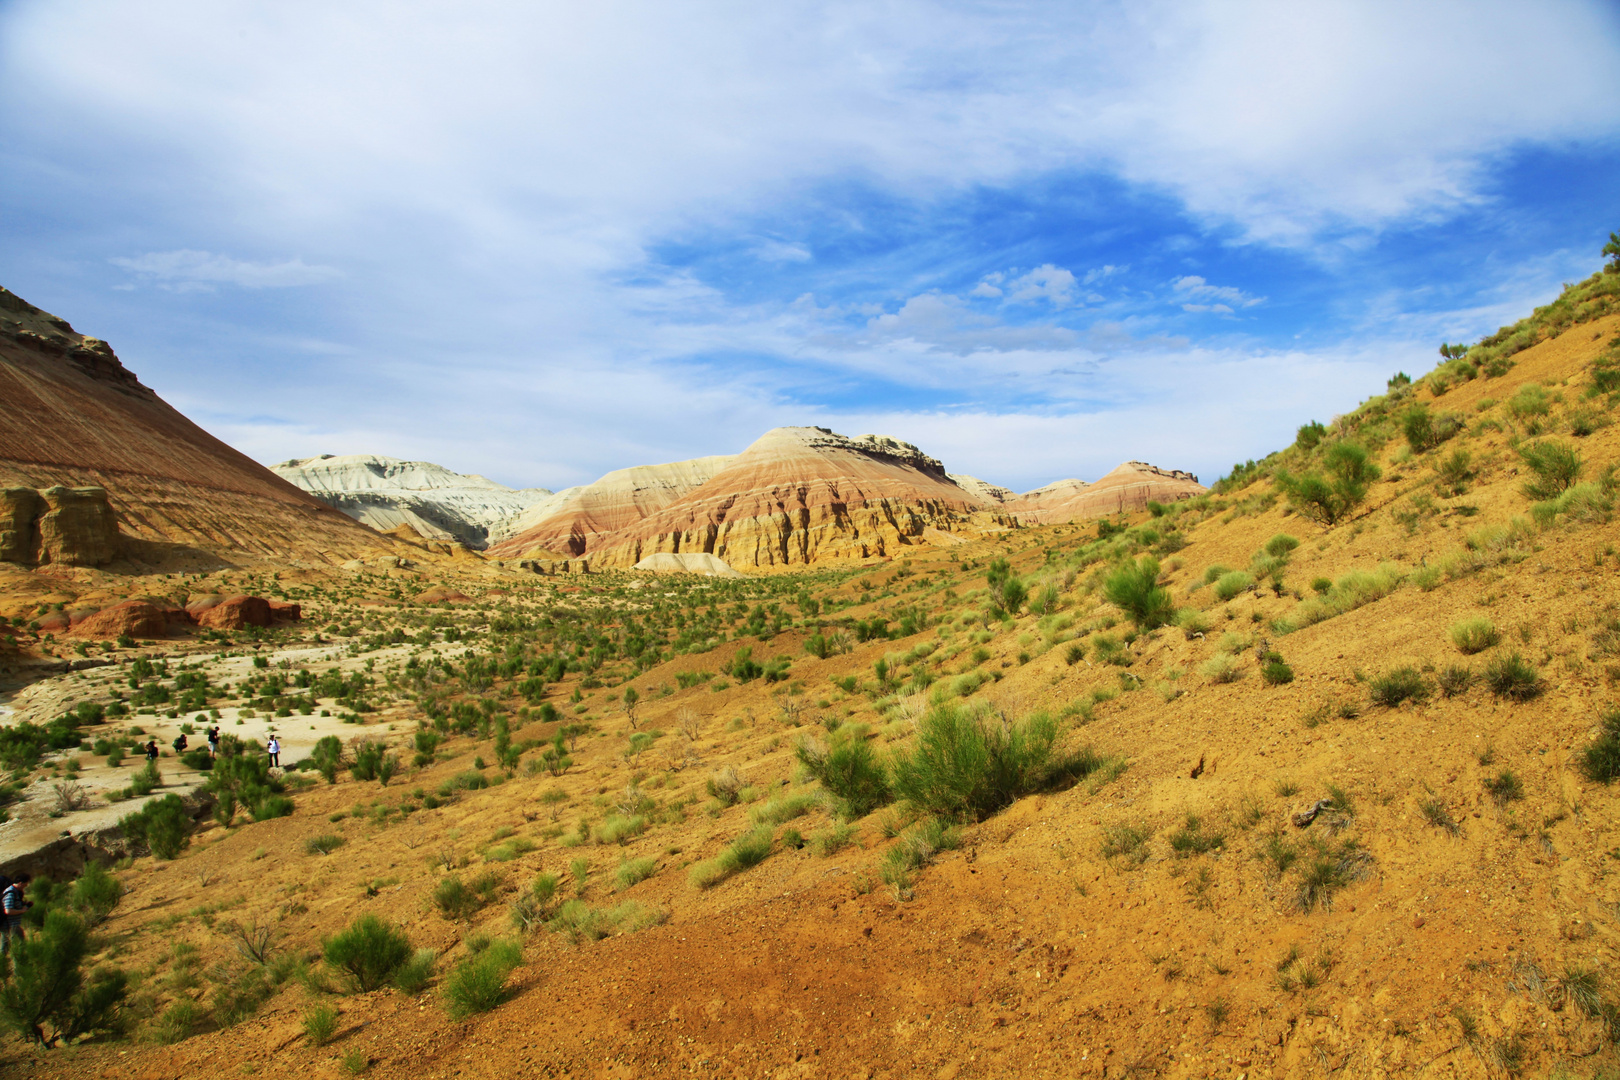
[0,909,126,1046]
[1578,707,1620,784]
[889,703,1097,822]
[614,857,658,891]
[1102,556,1173,630]
[796,735,892,819]
[433,870,502,921]
[1518,440,1583,499]
[1508,383,1551,419]
[69,862,121,924]
[591,814,647,845]
[1197,564,1232,589]
[1368,666,1429,707]
[1450,617,1500,655]
[1434,447,1473,494]
[322,914,413,993]
[1213,571,1255,602]
[1175,608,1211,639]
[749,791,819,826]
[349,740,385,782]
[1483,652,1543,701]
[1260,657,1294,685]
[443,939,521,1020]
[118,793,190,860]
[305,833,346,856]
[880,817,959,894]
[706,766,744,807]
[311,735,344,783]
[1419,797,1459,834]
[1484,770,1525,804]
[1275,441,1381,525]
[252,794,294,821]
[1402,405,1463,452]
[509,873,563,933]
[210,965,276,1028]
[146,998,200,1045]
[1199,654,1240,684]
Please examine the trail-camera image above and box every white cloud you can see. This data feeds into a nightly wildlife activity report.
[110,250,340,290]
[1004,265,1077,306]
[1171,275,1265,314]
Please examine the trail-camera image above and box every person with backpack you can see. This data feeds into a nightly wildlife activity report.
[266,734,281,768]
[144,739,159,763]
[207,726,220,757]
[1,873,33,956]
[172,732,188,754]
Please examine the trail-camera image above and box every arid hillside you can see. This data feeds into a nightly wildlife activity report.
[0,268,1618,1079]
[0,287,390,567]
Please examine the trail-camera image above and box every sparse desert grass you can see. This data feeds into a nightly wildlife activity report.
[613,856,658,891]
[303,1003,340,1045]
[1438,665,1475,697]
[1276,564,1405,633]
[1199,653,1240,684]
[1167,815,1224,856]
[748,791,819,826]
[1213,571,1255,602]
[1484,770,1525,804]
[1174,608,1212,639]
[443,939,522,1019]
[1419,797,1460,835]
[808,823,854,856]
[548,899,669,943]
[880,817,960,896]
[305,833,346,856]
[1367,666,1429,707]
[796,734,891,819]
[1101,823,1151,865]
[1579,707,1620,783]
[433,870,502,921]
[688,827,775,889]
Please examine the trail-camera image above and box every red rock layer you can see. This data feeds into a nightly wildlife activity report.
[0,286,388,561]
[1005,461,1206,523]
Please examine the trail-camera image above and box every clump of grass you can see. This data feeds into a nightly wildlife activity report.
[443,939,522,1020]
[1437,665,1475,697]
[1484,770,1525,804]
[1101,823,1151,865]
[1483,652,1543,701]
[1419,797,1459,835]
[1518,440,1583,499]
[1450,617,1500,655]
[748,791,819,826]
[1213,571,1256,602]
[808,823,854,856]
[547,899,669,943]
[688,827,775,889]
[613,856,658,891]
[1260,654,1294,685]
[303,1003,340,1045]
[1102,556,1174,630]
[1578,707,1620,784]
[1367,666,1429,707]
[880,817,960,897]
[146,999,201,1044]
[591,814,648,845]
[394,949,436,994]
[1174,608,1212,639]
[305,833,346,856]
[1199,653,1241,684]
[1276,564,1405,632]
[433,870,502,921]
[1259,831,1297,875]
[1294,837,1367,912]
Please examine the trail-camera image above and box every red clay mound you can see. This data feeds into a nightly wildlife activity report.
[34,611,70,633]
[415,587,472,604]
[197,595,272,630]
[72,599,186,639]
[268,600,301,621]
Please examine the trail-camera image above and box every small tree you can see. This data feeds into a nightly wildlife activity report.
[0,909,126,1046]
[310,735,344,784]
[322,914,413,993]
[1276,441,1381,525]
[622,687,640,730]
[1605,229,1620,274]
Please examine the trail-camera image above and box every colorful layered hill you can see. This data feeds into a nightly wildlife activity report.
[0,286,389,565]
[490,427,1205,569]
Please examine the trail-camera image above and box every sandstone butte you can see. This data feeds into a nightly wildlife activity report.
[0,285,391,567]
[490,427,1206,570]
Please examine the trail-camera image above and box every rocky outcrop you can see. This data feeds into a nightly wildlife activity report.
[1006,462,1205,523]
[549,427,1007,570]
[947,474,1016,505]
[270,453,558,548]
[197,595,273,630]
[0,285,391,562]
[71,600,186,640]
[1,485,119,566]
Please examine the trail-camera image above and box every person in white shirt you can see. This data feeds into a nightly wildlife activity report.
[266,734,281,768]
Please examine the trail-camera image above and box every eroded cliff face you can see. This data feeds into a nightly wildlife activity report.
[578,427,1011,570]
[1,486,120,566]
[0,285,389,562]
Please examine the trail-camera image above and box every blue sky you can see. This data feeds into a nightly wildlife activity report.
[2,1,1619,494]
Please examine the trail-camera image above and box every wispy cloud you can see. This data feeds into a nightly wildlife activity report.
[1171,275,1265,314]
[110,250,341,290]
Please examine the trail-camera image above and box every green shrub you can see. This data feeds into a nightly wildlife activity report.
[349,740,385,782]
[118,794,190,860]
[69,862,122,924]
[443,939,521,1020]
[614,857,658,891]
[1578,707,1620,784]
[311,735,344,783]
[305,833,346,856]
[1275,441,1381,525]
[1102,556,1173,630]
[880,817,960,894]
[1449,618,1499,654]
[127,760,160,797]
[1199,654,1240,684]
[748,792,819,827]
[1198,564,1232,588]
[1508,383,1551,419]
[1437,665,1475,697]
[1368,667,1429,707]
[808,823,854,856]
[1174,608,1211,639]
[1483,652,1543,701]
[0,909,126,1045]
[1518,440,1583,499]
[1100,823,1151,865]
[146,998,200,1044]
[1310,577,1332,594]
[1260,659,1294,685]
[1278,564,1405,632]
[433,871,502,921]
[796,734,892,819]
[888,703,1080,822]
[322,915,414,992]
[1213,571,1255,602]
[1402,405,1462,452]
[252,794,294,821]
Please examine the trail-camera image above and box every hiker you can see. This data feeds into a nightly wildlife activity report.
[1,874,32,957]
[266,734,281,768]
[172,732,188,754]
[207,726,220,756]
[144,739,159,763]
